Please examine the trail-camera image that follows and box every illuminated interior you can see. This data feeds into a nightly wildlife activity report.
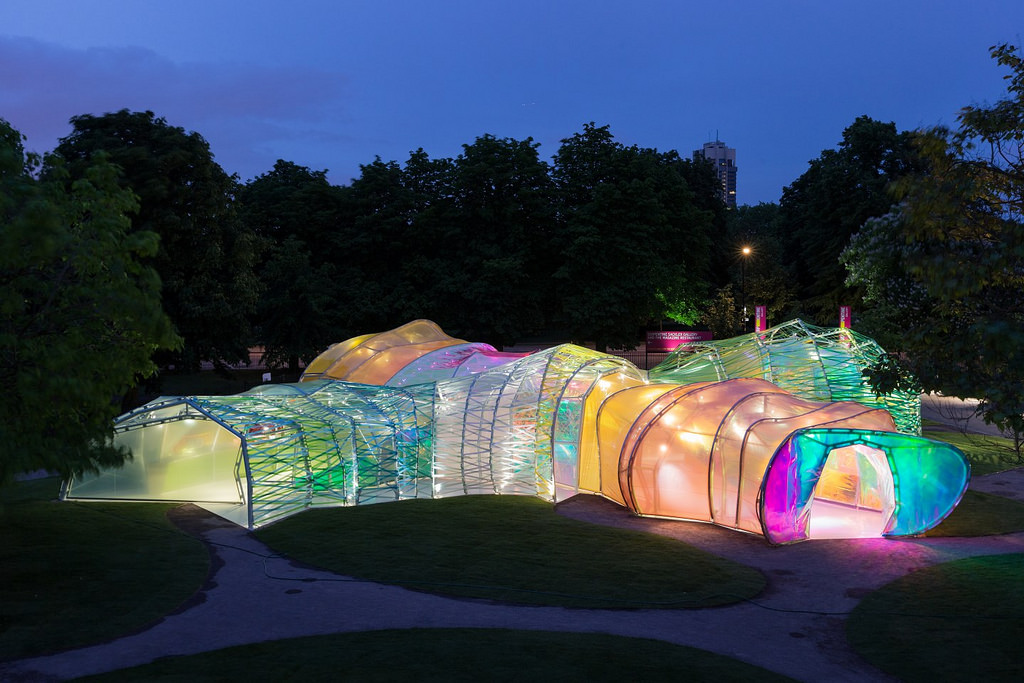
[806,444,896,539]
[64,320,969,543]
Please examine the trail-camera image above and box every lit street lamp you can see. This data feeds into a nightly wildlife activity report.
[740,245,751,332]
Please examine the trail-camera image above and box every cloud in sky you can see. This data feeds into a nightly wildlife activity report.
[0,35,350,180]
[3,1,1024,203]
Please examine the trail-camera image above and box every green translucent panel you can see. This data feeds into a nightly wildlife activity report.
[650,319,921,434]
[761,428,969,543]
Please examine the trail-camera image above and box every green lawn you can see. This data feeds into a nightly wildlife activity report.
[922,424,1022,476]
[847,553,1024,682]
[926,489,1024,537]
[256,494,766,609]
[0,478,209,661]
[78,628,796,682]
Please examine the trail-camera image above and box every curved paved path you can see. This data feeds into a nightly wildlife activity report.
[4,469,1024,682]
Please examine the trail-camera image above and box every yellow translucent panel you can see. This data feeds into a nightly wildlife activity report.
[578,371,646,495]
[595,384,679,505]
[302,320,467,383]
[368,319,454,346]
[346,340,462,384]
[302,333,374,378]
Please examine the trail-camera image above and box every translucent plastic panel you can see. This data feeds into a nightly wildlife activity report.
[300,320,466,383]
[766,337,828,400]
[386,343,519,386]
[595,384,680,505]
[301,333,373,379]
[733,404,894,535]
[578,371,646,496]
[346,340,458,385]
[69,418,243,504]
[649,319,921,435]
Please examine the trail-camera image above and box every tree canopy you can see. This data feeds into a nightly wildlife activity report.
[781,115,922,321]
[551,123,715,350]
[237,160,345,373]
[49,110,259,370]
[0,118,178,484]
[843,43,1024,446]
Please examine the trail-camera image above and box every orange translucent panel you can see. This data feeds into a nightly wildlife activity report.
[345,340,461,384]
[617,377,900,536]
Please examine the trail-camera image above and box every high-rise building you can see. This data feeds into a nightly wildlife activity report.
[694,140,737,208]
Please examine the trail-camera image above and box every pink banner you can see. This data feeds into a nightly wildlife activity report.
[645,330,713,353]
[755,305,767,333]
[840,306,851,329]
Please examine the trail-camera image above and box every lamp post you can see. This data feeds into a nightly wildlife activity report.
[740,245,751,332]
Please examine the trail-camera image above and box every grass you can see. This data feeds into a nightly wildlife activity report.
[256,495,766,609]
[78,628,796,682]
[921,423,1022,476]
[847,553,1024,682]
[925,489,1024,537]
[0,477,209,662]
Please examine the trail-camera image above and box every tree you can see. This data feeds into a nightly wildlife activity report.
[0,119,178,484]
[253,237,340,374]
[49,110,259,370]
[551,124,715,350]
[238,160,346,373]
[701,285,742,340]
[843,43,1024,456]
[725,203,795,326]
[442,134,554,346]
[332,152,457,335]
[780,116,923,321]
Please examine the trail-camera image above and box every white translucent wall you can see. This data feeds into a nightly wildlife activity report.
[69,408,243,505]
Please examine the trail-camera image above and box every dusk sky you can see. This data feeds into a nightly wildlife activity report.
[3,1,1024,205]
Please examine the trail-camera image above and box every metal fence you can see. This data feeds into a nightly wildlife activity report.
[606,349,671,371]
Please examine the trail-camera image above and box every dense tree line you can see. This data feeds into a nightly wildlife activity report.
[10,112,728,371]
[238,121,724,358]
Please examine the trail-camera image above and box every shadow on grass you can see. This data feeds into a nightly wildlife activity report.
[256,495,766,609]
[847,553,1024,682]
[77,628,797,682]
[922,426,1022,476]
[926,489,1024,537]
[0,478,209,662]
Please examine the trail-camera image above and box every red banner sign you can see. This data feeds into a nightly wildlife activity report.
[645,330,713,353]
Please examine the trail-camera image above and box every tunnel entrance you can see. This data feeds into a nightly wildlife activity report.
[807,444,896,539]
